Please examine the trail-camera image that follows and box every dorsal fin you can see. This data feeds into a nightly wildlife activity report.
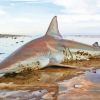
[45,16,62,39]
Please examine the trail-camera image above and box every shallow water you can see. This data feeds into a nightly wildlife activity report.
[85,69,100,83]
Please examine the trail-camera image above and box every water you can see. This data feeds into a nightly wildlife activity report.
[85,69,100,83]
[0,36,33,62]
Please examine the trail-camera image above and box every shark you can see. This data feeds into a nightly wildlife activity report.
[0,16,100,74]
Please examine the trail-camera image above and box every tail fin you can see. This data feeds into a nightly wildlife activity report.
[92,42,99,47]
[45,16,62,39]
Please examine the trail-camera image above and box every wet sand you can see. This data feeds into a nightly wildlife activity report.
[58,69,100,100]
[0,68,81,90]
[0,58,100,100]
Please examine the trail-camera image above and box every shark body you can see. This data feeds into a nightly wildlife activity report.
[0,16,100,74]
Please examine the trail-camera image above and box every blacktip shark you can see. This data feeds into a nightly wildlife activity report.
[0,16,100,74]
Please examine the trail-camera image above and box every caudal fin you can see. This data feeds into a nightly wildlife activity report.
[92,42,100,47]
[45,16,62,39]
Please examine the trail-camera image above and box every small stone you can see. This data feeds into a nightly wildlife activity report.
[37,79,40,81]
[74,84,82,88]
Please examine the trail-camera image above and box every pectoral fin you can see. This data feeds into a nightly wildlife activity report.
[48,63,92,71]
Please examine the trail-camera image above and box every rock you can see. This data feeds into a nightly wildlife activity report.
[74,84,82,88]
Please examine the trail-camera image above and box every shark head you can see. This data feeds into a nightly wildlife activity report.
[45,16,62,39]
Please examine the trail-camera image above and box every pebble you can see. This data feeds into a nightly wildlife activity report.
[74,84,82,88]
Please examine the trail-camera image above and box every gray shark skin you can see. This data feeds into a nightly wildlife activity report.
[0,16,100,74]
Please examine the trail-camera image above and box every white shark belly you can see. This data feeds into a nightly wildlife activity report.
[6,56,50,72]
[1,51,65,73]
